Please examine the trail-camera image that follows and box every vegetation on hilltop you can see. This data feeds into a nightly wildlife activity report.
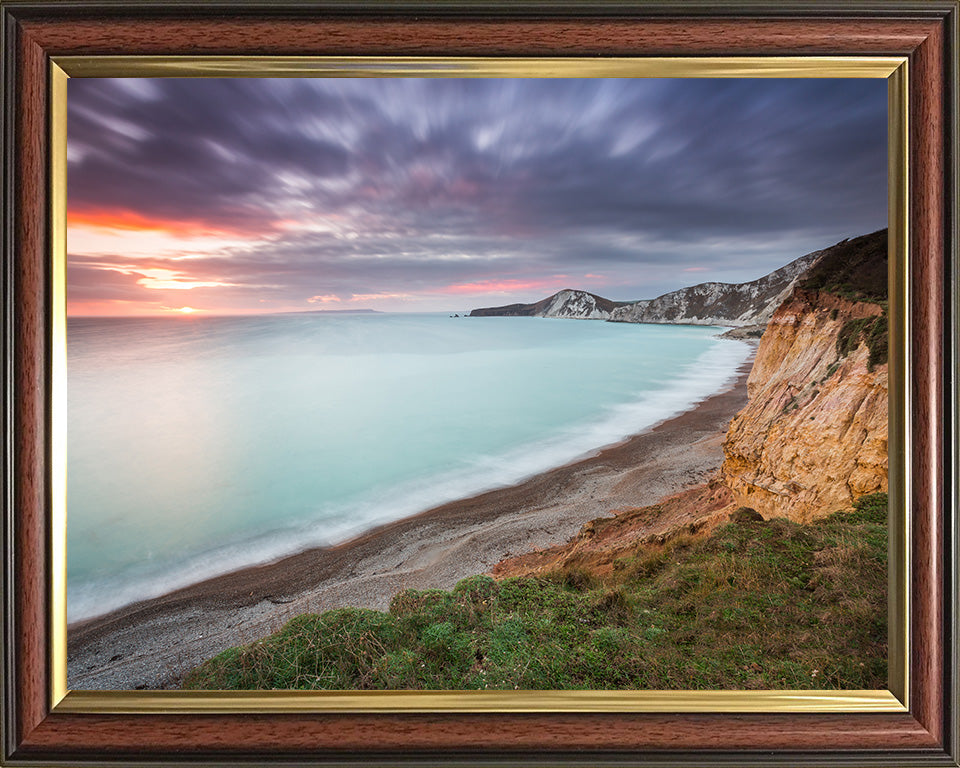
[799,229,888,304]
[183,493,887,691]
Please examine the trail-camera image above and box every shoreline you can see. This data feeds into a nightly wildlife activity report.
[68,352,755,690]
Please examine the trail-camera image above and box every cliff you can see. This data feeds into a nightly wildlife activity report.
[720,309,887,521]
[469,249,820,325]
[608,249,822,327]
[719,229,888,522]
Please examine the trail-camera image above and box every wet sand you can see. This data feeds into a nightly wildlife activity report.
[68,354,754,690]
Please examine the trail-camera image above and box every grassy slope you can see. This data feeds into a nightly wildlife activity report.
[799,229,888,304]
[183,493,887,691]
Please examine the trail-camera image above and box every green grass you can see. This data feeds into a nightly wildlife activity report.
[836,314,888,370]
[182,493,888,691]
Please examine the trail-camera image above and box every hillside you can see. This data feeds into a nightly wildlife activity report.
[469,247,821,326]
[797,229,887,303]
[609,248,822,327]
[184,493,887,691]
[468,289,627,319]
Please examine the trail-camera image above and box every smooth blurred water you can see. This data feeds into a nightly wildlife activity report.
[66,313,749,622]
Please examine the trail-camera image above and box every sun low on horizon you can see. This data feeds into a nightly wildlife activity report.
[67,77,887,318]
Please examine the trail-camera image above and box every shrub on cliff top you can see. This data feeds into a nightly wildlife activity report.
[800,229,887,304]
[182,495,888,692]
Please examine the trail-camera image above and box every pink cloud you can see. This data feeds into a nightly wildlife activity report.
[437,278,563,296]
[437,273,605,296]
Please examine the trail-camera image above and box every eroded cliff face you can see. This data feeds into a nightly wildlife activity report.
[720,289,887,522]
[608,248,822,327]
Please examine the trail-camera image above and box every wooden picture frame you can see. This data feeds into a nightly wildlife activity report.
[2,2,957,765]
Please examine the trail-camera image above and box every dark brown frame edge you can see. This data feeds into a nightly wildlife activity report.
[1,2,957,766]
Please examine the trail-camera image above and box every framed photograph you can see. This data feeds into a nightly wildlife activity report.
[2,2,957,766]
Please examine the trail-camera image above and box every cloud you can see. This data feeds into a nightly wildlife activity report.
[67,77,887,313]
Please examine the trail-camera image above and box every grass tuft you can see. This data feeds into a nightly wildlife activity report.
[836,314,887,370]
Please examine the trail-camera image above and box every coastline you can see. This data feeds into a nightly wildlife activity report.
[68,351,755,690]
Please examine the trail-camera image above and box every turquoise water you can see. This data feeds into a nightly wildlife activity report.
[66,313,749,622]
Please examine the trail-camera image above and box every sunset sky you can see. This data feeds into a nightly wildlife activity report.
[67,77,887,316]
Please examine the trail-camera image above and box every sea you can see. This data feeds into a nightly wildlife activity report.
[66,312,751,623]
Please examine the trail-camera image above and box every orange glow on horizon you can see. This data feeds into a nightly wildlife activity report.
[67,299,295,318]
[68,207,279,239]
[130,267,236,291]
[67,300,162,317]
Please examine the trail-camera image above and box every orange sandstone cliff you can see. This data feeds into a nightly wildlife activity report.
[719,293,887,521]
[720,230,888,522]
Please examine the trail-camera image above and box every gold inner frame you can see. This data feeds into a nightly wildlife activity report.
[49,56,910,714]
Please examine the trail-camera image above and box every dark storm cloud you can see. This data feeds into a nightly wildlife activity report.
[67,77,887,309]
[68,78,351,232]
